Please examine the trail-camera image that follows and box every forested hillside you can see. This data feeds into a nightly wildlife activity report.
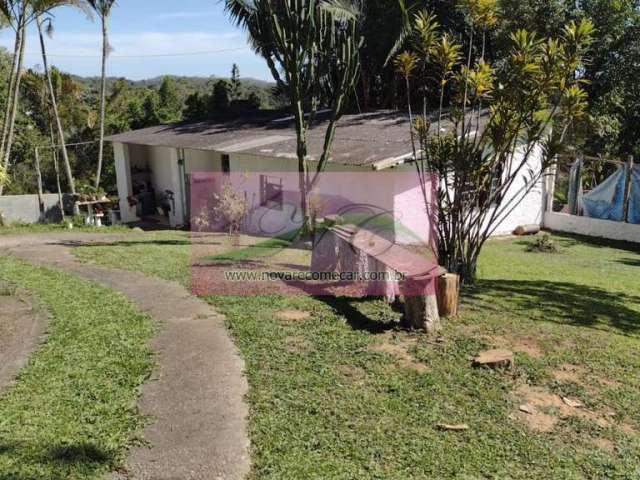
[0,50,280,196]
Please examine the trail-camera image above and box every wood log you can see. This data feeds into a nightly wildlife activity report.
[514,224,541,236]
[437,273,460,317]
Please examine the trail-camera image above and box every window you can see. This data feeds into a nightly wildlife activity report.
[221,154,231,174]
[260,175,284,210]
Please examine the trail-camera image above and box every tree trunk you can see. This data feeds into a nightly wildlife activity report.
[49,118,65,221]
[0,24,23,175]
[293,101,311,237]
[34,148,45,219]
[0,18,27,191]
[95,17,108,189]
[37,16,76,196]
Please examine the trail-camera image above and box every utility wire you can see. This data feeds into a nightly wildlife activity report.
[20,47,249,59]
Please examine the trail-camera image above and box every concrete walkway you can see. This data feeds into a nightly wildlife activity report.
[0,233,250,480]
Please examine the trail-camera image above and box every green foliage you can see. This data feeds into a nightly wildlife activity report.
[397,5,594,283]
[526,233,559,253]
[210,79,231,113]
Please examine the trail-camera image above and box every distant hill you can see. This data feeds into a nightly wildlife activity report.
[71,75,275,94]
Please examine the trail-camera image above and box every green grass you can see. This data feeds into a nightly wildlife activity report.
[72,231,640,479]
[0,256,154,480]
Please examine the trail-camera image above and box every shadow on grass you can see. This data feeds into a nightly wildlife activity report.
[60,239,194,248]
[467,279,640,335]
[539,231,640,254]
[0,441,114,480]
[319,296,399,334]
[617,257,640,267]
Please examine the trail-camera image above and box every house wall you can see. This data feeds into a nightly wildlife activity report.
[480,145,546,236]
[184,149,223,174]
[116,140,546,239]
[544,212,640,243]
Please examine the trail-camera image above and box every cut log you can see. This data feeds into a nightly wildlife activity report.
[514,224,541,236]
[437,273,460,317]
[472,349,514,369]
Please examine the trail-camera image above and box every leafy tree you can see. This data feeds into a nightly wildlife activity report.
[183,92,208,121]
[157,76,182,123]
[86,0,117,189]
[396,5,594,284]
[225,0,363,233]
[209,79,230,114]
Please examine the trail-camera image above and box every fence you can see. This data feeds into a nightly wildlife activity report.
[0,194,74,224]
[544,156,640,243]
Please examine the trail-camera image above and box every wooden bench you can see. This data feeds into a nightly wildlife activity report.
[311,224,456,333]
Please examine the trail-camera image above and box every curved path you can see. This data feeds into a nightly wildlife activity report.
[0,233,250,480]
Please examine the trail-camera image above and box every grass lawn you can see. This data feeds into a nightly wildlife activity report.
[72,232,640,479]
[0,256,154,480]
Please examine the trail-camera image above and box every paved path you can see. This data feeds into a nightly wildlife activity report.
[0,233,250,480]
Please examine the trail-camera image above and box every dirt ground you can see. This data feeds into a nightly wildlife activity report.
[0,282,48,392]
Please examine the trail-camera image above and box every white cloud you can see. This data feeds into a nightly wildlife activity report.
[0,29,270,81]
[1,30,247,59]
[152,11,223,21]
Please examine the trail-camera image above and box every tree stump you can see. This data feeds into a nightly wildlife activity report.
[404,295,441,333]
[437,273,460,317]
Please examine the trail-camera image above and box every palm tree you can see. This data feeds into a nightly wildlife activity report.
[37,13,76,194]
[86,0,116,190]
[0,0,82,195]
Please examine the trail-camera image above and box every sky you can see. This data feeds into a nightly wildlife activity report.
[0,0,272,81]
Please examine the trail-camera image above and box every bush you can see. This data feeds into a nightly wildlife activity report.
[527,234,558,253]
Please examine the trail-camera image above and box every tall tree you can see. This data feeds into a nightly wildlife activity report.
[157,76,182,123]
[36,13,76,195]
[0,0,79,195]
[87,0,116,189]
[230,63,241,100]
[225,0,363,233]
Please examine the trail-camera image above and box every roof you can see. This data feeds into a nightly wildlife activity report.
[106,110,486,168]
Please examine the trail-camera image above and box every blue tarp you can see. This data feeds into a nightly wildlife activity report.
[582,166,627,222]
[628,166,640,225]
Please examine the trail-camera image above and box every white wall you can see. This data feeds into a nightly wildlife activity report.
[184,149,222,174]
[481,145,545,235]
[544,212,640,243]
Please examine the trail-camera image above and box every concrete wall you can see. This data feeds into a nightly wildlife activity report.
[0,194,69,224]
[544,211,640,244]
